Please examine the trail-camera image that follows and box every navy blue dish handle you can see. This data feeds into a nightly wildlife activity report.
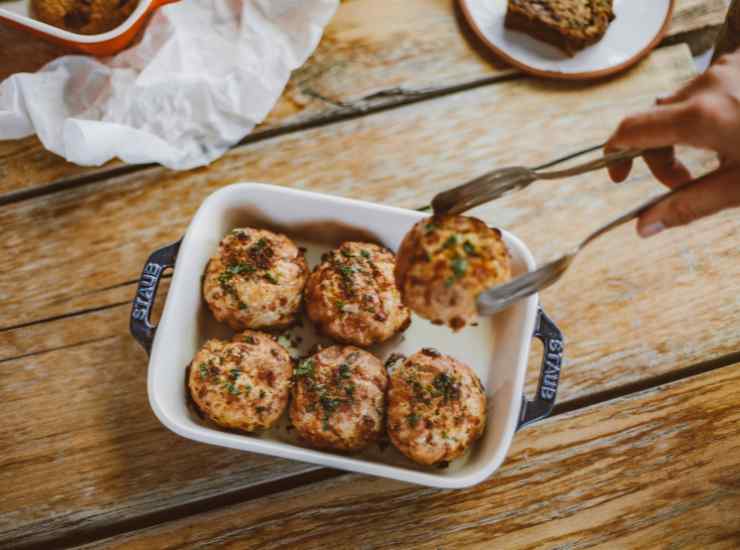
[517,308,564,430]
[130,240,181,355]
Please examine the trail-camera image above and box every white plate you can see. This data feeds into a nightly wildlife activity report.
[460,0,675,79]
[135,183,559,489]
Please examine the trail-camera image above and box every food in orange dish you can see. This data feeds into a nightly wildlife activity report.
[31,0,140,34]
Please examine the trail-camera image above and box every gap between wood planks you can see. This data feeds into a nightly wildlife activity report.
[8,297,740,550]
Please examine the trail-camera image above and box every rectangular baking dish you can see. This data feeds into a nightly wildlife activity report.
[0,0,176,56]
[130,183,564,489]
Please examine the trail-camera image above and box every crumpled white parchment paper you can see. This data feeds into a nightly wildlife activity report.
[0,0,338,169]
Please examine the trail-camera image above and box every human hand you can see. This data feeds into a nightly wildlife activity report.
[606,50,740,237]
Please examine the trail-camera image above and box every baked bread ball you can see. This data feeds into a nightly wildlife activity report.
[395,215,511,330]
[387,348,487,466]
[203,228,309,331]
[305,242,411,347]
[290,345,387,452]
[32,0,139,34]
[188,331,293,432]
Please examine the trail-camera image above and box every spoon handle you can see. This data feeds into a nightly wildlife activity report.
[533,148,643,180]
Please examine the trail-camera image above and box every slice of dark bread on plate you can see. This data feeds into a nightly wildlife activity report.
[505,0,616,57]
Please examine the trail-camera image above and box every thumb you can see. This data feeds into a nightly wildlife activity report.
[637,167,740,237]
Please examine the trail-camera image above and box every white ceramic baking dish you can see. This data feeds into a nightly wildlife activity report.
[130,183,564,489]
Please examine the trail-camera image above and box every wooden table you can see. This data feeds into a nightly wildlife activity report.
[1,1,738,548]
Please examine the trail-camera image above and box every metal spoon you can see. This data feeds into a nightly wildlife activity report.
[432,147,643,216]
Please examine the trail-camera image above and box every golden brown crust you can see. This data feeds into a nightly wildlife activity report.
[305,242,411,347]
[188,331,293,432]
[203,228,309,331]
[289,346,387,452]
[505,0,615,56]
[387,349,487,466]
[31,0,139,35]
[395,216,511,331]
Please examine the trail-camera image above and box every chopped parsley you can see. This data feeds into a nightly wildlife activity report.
[198,363,209,378]
[341,248,353,258]
[250,238,267,253]
[345,384,355,398]
[338,364,351,379]
[433,372,459,402]
[335,300,346,312]
[425,223,438,233]
[463,240,476,256]
[227,262,256,276]
[244,335,257,345]
[339,265,354,279]
[229,368,241,380]
[360,249,371,259]
[294,358,315,379]
[226,383,239,395]
[264,272,278,284]
[238,301,247,310]
[218,271,233,285]
[320,396,342,414]
[407,413,420,427]
[452,257,468,277]
[443,235,458,249]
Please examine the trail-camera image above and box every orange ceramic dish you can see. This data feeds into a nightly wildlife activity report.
[0,0,179,57]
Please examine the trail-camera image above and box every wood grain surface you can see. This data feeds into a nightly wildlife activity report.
[1,42,739,548]
[0,327,317,548]
[0,0,727,201]
[82,363,740,550]
[0,3,737,547]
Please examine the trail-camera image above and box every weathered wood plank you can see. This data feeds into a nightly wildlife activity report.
[0,0,727,199]
[0,330,318,548]
[80,363,740,550]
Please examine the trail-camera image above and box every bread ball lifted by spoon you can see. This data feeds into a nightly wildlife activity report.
[395,215,511,330]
